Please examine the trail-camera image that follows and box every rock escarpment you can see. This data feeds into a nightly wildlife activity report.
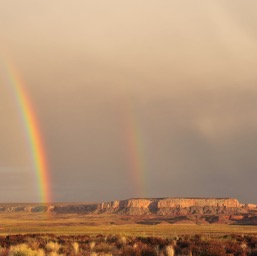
[0,198,256,216]
[97,198,248,215]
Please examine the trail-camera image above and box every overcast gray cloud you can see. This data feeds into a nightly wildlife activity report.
[0,0,257,203]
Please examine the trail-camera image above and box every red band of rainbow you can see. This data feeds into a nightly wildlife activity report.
[5,62,51,203]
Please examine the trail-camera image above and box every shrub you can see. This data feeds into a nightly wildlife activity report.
[141,247,158,256]
[94,242,114,253]
[72,242,79,255]
[8,244,43,256]
[192,241,226,256]
[165,245,175,256]
[46,242,61,253]
[122,245,136,256]
[89,241,96,250]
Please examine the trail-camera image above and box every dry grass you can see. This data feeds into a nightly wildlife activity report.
[72,242,79,254]
[0,233,255,255]
[8,243,45,256]
[89,241,96,250]
[165,245,175,256]
[46,241,61,252]
[0,212,257,237]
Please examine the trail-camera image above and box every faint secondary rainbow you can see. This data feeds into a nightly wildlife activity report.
[123,101,147,197]
[4,61,51,203]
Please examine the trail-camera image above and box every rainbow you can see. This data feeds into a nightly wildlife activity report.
[4,62,51,203]
[123,101,147,197]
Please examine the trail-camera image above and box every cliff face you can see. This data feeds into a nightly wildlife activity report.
[0,198,255,216]
[97,198,245,215]
[157,198,240,208]
[98,199,153,215]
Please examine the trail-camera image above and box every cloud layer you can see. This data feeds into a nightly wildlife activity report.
[0,1,257,203]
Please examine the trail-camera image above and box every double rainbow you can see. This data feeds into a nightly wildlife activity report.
[4,62,51,203]
[3,59,148,202]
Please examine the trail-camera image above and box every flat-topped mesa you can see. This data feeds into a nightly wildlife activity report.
[157,198,240,208]
[0,198,252,215]
[120,199,152,208]
[97,198,243,215]
[98,199,152,215]
[99,200,120,210]
[99,199,151,209]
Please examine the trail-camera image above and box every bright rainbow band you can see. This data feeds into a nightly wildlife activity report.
[6,63,51,203]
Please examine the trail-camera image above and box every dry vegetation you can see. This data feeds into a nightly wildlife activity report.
[1,212,257,255]
[1,233,257,255]
[1,212,257,237]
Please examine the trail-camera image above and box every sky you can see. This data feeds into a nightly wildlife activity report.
[1,1,257,203]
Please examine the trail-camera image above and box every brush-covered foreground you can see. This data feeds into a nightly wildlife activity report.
[1,233,257,255]
[1,213,257,255]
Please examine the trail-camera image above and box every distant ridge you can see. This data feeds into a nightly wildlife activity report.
[0,197,256,213]
[1,197,257,224]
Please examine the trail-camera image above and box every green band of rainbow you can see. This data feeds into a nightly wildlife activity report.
[6,62,51,203]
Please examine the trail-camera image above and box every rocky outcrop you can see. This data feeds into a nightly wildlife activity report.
[0,198,256,217]
[96,198,243,215]
[98,199,153,215]
[157,198,240,208]
[52,204,98,214]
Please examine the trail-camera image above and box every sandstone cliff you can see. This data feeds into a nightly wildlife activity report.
[0,198,256,217]
[96,198,249,215]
